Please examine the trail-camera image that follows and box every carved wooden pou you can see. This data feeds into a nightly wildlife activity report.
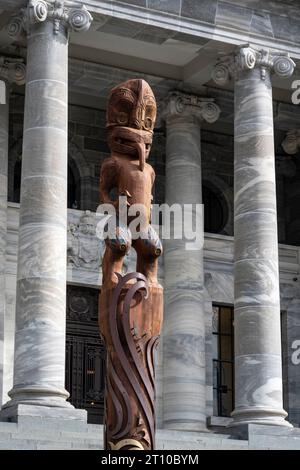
[99,79,163,450]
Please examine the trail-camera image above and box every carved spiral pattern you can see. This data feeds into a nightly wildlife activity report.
[201,102,221,124]
[29,0,48,23]
[175,95,185,114]
[239,47,256,70]
[282,130,299,155]
[103,272,159,450]
[69,9,92,32]
[109,439,145,450]
[211,63,230,85]
[273,56,295,78]
[9,62,26,86]
[7,16,23,38]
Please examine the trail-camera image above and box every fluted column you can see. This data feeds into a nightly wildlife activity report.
[0,59,26,405]
[212,46,295,427]
[1,0,92,421]
[162,92,220,430]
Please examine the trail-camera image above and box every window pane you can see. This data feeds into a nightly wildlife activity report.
[212,305,234,418]
[220,334,232,362]
[220,307,232,335]
[220,361,233,392]
[212,334,219,361]
[213,388,218,416]
[221,390,233,417]
[213,360,219,387]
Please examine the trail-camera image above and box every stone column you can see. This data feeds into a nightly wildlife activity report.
[0,58,26,405]
[212,46,295,428]
[1,0,92,421]
[162,92,220,430]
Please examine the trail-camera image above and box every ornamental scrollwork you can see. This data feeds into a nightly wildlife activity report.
[212,44,295,84]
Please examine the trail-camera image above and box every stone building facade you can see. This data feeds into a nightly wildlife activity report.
[1,0,300,449]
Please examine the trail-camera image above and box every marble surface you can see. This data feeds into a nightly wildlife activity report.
[162,122,205,429]
[3,419,300,449]
[0,85,8,405]
[232,52,292,427]
[162,93,219,431]
[2,20,72,417]
[0,1,94,420]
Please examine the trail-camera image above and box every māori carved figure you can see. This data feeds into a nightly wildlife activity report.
[99,79,163,451]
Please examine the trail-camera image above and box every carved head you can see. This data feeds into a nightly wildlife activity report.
[106,79,156,171]
[79,211,95,235]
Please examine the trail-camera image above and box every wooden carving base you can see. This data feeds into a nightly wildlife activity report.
[99,273,163,450]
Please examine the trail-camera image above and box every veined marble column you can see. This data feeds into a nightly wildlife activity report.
[212,46,295,427]
[1,1,92,421]
[162,92,220,430]
[0,59,26,405]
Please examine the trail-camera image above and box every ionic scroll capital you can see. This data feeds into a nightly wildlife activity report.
[212,45,295,85]
[0,57,26,86]
[19,0,93,34]
[161,91,220,124]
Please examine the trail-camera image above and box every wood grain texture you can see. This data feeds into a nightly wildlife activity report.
[99,79,163,450]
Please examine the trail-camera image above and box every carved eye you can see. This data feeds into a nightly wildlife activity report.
[144,116,153,130]
[144,104,156,130]
[117,112,128,125]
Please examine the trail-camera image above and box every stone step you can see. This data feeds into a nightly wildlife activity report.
[0,420,236,441]
[1,420,300,449]
[0,419,102,437]
[0,438,102,450]
[0,424,101,441]
[7,432,102,447]
[156,433,248,450]
[156,429,235,441]
[0,418,250,450]
[0,436,248,450]
[0,426,247,450]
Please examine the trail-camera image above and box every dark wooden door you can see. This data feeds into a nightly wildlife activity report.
[65,285,106,424]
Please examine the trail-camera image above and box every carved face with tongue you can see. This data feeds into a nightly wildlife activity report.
[106,79,157,171]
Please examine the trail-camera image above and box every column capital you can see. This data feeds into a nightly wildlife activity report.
[9,0,93,37]
[212,44,295,85]
[161,91,220,124]
[0,57,26,86]
[282,129,300,155]
[6,14,24,40]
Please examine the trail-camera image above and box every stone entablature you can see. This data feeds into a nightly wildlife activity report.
[3,1,300,58]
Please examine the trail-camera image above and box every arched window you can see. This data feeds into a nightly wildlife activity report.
[203,184,227,234]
